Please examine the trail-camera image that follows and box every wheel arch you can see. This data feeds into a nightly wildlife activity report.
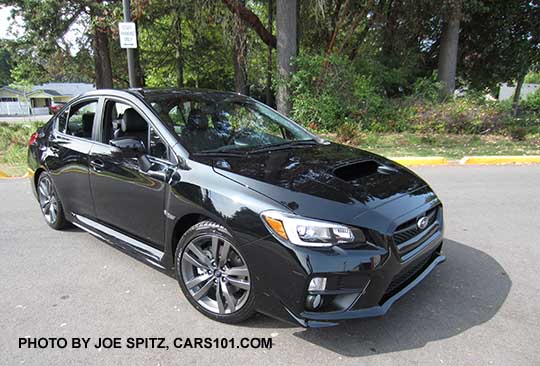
[169,213,210,265]
[33,167,45,189]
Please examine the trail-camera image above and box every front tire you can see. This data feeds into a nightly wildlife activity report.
[175,220,256,324]
[37,172,68,230]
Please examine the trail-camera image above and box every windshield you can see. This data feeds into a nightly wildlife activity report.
[145,93,315,153]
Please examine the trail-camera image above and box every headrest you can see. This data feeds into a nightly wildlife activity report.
[122,108,147,133]
[82,113,94,134]
[187,109,209,130]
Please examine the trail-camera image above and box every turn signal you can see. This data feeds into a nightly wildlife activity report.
[263,216,288,240]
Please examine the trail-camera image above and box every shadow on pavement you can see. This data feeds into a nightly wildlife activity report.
[291,239,510,356]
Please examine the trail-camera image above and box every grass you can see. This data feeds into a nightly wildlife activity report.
[0,163,28,177]
[326,132,540,159]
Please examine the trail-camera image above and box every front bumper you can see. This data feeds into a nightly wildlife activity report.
[296,249,445,327]
[248,203,445,328]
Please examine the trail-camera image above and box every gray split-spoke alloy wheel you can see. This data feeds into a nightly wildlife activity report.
[37,172,67,230]
[175,221,256,323]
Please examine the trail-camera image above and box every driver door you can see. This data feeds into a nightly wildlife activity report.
[89,98,172,247]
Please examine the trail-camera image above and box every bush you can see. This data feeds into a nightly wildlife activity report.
[288,54,537,138]
[522,88,540,112]
[0,122,41,165]
[509,125,527,141]
[290,54,383,131]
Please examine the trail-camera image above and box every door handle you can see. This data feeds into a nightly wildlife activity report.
[90,159,105,170]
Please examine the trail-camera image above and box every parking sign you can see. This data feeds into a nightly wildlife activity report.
[119,22,137,48]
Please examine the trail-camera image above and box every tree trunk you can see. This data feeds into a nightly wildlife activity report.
[276,0,297,116]
[174,11,184,88]
[512,72,526,117]
[93,27,113,89]
[233,0,248,95]
[437,0,462,96]
[265,0,273,105]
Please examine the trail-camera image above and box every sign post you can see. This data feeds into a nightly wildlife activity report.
[120,0,138,88]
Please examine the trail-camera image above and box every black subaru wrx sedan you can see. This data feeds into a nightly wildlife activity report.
[28,88,445,327]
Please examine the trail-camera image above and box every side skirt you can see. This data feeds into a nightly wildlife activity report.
[71,213,169,272]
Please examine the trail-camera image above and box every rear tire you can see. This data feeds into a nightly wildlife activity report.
[37,172,68,230]
[175,220,256,324]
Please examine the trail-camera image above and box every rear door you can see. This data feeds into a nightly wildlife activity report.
[46,97,100,218]
[89,97,172,247]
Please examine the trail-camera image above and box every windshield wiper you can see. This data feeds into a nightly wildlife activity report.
[192,150,248,157]
[247,139,319,153]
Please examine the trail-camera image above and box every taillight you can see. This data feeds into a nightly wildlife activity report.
[28,131,39,146]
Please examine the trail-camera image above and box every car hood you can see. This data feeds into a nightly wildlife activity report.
[193,143,435,229]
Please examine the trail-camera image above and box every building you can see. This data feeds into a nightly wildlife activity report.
[499,83,540,101]
[0,86,29,115]
[0,82,95,115]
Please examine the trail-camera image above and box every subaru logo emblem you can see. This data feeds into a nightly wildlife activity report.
[417,216,429,230]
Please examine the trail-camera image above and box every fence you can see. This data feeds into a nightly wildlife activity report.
[0,102,31,116]
[31,107,51,115]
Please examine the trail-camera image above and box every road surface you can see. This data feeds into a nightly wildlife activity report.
[1,165,539,365]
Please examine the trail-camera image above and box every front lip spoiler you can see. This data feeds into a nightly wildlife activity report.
[290,254,446,328]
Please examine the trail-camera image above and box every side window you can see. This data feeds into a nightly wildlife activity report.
[103,100,131,143]
[103,100,168,160]
[64,100,98,139]
[149,127,167,160]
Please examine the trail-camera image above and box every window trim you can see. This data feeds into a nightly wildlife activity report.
[54,97,100,142]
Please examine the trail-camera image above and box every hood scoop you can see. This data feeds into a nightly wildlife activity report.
[333,160,383,181]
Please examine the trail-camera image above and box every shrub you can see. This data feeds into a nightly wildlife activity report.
[290,54,383,131]
[0,122,41,165]
[522,88,540,112]
[509,125,527,141]
[288,55,535,138]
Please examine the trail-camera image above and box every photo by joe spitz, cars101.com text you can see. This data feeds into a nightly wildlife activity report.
[28,88,444,327]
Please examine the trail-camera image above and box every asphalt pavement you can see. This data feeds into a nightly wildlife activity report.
[1,165,539,366]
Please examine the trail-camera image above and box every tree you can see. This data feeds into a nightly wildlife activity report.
[0,0,117,88]
[458,0,540,94]
[265,0,273,105]
[276,0,297,115]
[0,41,14,85]
[221,0,276,48]
[232,0,248,94]
[437,0,462,96]
[91,6,113,89]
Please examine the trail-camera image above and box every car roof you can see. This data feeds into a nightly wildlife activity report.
[81,88,248,102]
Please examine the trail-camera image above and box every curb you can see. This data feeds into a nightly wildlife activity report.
[390,157,449,166]
[459,156,540,165]
[0,170,29,179]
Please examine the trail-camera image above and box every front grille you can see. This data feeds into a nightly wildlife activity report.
[380,249,436,303]
[393,206,438,245]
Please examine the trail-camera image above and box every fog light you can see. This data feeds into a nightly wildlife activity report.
[308,277,327,292]
[306,294,322,310]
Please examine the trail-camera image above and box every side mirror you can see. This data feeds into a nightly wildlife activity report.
[110,137,153,172]
[110,137,145,157]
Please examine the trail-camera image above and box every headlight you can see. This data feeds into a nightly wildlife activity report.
[261,210,355,247]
